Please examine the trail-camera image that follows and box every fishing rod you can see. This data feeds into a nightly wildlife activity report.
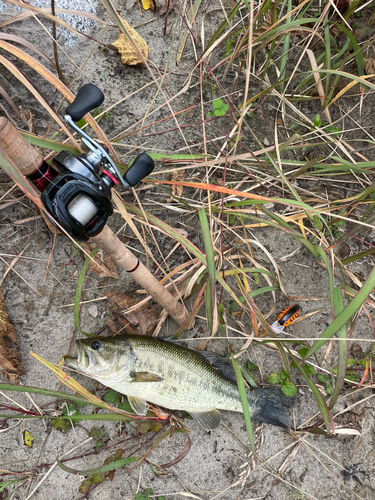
[0,84,190,327]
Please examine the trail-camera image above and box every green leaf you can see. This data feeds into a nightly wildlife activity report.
[281,379,298,398]
[103,389,121,403]
[212,98,224,109]
[312,216,323,229]
[304,365,316,376]
[332,367,338,375]
[52,417,70,433]
[79,478,93,495]
[346,358,357,367]
[214,108,226,116]
[247,361,258,371]
[314,114,322,127]
[345,370,357,381]
[298,348,309,358]
[89,428,106,439]
[280,368,289,380]
[95,440,104,450]
[325,382,333,395]
[76,118,86,129]
[114,449,125,460]
[137,421,151,434]
[325,125,341,136]
[151,421,163,433]
[267,372,281,384]
[318,374,328,383]
[358,358,367,368]
[91,472,106,484]
[118,399,133,413]
[62,402,79,416]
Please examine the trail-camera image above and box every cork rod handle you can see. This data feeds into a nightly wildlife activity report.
[0,117,43,176]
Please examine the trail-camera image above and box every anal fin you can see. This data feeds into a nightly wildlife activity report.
[190,409,221,431]
[128,396,148,416]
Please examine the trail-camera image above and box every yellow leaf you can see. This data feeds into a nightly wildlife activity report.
[141,0,154,10]
[23,430,34,448]
[112,17,150,66]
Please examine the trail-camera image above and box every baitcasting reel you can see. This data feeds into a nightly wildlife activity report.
[37,84,154,241]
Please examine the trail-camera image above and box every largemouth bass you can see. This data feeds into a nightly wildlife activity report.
[64,335,295,431]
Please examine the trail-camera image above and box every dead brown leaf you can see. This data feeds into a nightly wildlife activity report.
[365,55,375,76]
[333,400,365,442]
[154,0,168,15]
[112,17,150,65]
[0,288,25,381]
[253,11,273,39]
[104,291,158,335]
[82,243,118,279]
[171,170,185,197]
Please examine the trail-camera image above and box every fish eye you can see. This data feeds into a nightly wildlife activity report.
[91,340,101,351]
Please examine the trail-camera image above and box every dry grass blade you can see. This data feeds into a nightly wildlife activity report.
[0,49,80,149]
[0,85,21,117]
[306,49,332,124]
[0,33,56,69]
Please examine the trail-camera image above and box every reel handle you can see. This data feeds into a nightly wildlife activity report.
[0,118,43,176]
[124,153,155,187]
[66,84,105,122]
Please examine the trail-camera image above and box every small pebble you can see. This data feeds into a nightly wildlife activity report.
[88,304,99,318]
[263,137,270,146]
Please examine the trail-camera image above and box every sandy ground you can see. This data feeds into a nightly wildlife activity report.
[1,1,375,499]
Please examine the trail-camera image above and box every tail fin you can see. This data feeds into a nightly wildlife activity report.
[248,389,295,429]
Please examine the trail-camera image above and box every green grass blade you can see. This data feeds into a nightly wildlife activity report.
[0,383,91,406]
[286,347,335,432]
[74,247,99,336]
[231,354,256,457]
[19,130,80,154]
[279,0,292,92]
[198,209,217,333]
[57,456,138,476]
[329,286,347,409]
[304,264,375,359]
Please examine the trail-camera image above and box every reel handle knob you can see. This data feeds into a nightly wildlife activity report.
[123,153,155,187]
[66,84,105,122]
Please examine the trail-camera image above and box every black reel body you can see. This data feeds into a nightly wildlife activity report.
[41,151,115,241]
[37,84,155,241]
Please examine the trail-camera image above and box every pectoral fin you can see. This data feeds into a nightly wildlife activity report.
[190,409,221,431]
[128,396,148,416]
[129,371,164,382]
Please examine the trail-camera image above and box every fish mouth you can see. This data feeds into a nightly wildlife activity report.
[64,342,95,372]
[76,341,96,370]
